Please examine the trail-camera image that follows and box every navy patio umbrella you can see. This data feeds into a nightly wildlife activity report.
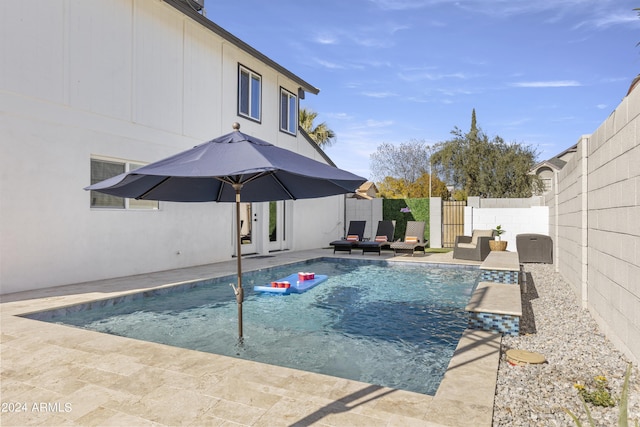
[86,123,366,339]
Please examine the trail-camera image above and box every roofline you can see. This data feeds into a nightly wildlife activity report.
[627,74,640,96]
[529,159,562,173]
[163,0,320,96]
[552,143,578,160]
[298,127,336,167]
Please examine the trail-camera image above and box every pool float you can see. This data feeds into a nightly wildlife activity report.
[253,273,328,294]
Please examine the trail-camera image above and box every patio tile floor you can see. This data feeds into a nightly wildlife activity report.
[1,249,499,426]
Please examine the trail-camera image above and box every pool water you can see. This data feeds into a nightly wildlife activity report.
[41,259,479,395]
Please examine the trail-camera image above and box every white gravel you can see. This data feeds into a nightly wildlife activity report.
[492,263,639,427]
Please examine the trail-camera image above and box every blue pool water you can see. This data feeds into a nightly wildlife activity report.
[35,258,479,395]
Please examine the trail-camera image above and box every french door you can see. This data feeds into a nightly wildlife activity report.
[239,202,256,255]
[237,201,288,256]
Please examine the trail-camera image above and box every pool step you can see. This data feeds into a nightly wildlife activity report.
[465,282,522,336]
[479,251,521,284]
[466,251,523,336]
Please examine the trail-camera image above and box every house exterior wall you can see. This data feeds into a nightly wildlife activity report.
[547,86,640,364]
[0,0,342,294]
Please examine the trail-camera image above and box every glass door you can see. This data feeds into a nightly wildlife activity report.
[239,202,256,255]
[268,200,287,251]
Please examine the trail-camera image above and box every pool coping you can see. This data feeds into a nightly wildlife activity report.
[1,249,500,426]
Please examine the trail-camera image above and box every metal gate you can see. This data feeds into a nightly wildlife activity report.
[442,200,466,248]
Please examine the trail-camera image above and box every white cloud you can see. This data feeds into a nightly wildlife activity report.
[437,88,474,96]
[398,70,469,82]
[361,91,398,98]
[574,13,638,29]
[314,34,339,45]
[365,119,394,128]
[368,0,633,29]
[312,58,345,70]
[352,36,394,48]
[325,112,355,121]
[510,80,582,88]
[367,0,442,11]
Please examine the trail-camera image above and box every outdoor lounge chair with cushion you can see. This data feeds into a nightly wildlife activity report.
[390,221,427,256]
[358,220,396,255]
[329,220,366,254]
[452,229,495,261]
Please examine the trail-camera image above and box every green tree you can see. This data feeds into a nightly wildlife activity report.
[431,110,543,198]
[414,172,450,199]
[377,173,449,199]
[299,107,336,147]
[377,176,411,198]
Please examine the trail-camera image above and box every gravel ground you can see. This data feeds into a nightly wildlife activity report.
[492,263,639,427]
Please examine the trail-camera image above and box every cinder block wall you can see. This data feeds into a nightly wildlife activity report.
[549,83,640,364]
[345,198,383,240]
[585,86,640,364]
[554,140,587,303]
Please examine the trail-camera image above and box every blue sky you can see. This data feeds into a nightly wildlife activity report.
[203,0,639,180]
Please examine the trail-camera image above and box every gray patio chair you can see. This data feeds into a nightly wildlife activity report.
[452,229,495,261]
[390,221,427,256]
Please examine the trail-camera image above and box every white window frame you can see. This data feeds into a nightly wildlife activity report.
[90,157,159,210]
[279,87,297,135]
[238,65,262,122]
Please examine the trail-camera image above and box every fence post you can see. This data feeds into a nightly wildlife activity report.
[429,197,442,248]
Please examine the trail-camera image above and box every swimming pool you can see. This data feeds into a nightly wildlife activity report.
[29,258,479,395]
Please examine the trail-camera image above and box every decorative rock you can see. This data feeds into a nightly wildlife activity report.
[493,264,640,426]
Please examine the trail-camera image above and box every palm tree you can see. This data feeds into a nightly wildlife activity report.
[299,107,336,147]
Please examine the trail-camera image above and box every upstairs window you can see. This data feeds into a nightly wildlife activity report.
[90,158,158,210]
[238,65,261,121]
[280,88,297,135]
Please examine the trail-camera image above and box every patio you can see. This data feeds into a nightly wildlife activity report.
[0,249,502,426]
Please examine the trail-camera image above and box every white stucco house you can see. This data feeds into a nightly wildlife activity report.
[0,0,349,294]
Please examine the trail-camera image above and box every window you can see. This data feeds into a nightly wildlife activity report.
[90,158,158,210]
[238,65,261,121]
[280,88,297,135]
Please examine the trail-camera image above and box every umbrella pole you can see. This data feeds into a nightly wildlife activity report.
[233,184,244,340]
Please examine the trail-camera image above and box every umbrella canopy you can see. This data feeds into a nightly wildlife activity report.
[87,127,364,203]
[85,124,366,339]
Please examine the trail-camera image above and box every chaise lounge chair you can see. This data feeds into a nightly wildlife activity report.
[358,220,396,255]
[452,229,495,261]
[390,221,427,256]
[329,220,366,254]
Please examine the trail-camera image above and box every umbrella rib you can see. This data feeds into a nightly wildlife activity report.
[270,173,295,199]
[215,171,275,188]
[234,171,294,199]
[136,176,171,199]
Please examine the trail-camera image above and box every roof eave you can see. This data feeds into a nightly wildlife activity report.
[298,127,336,167]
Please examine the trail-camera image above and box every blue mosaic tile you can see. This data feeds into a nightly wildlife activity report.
[468,311,520,336]
[480,269,519,284]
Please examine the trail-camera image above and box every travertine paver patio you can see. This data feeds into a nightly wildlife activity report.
[1,249,500,426]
